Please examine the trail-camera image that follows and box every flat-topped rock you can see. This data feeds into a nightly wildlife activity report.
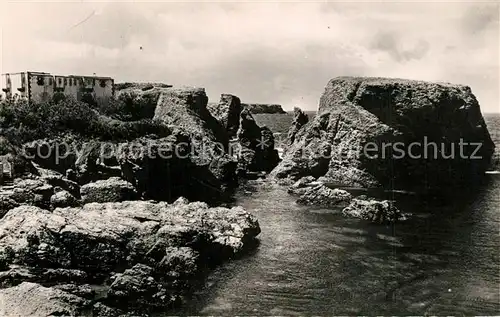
[242,103,287,114]
[272,76,495,193]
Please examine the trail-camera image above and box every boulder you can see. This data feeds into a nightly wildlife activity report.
[80,177,137,203]
[50,189,79,208]
[273,77,495,193]
[296,184,352,208]
[207,94,243,139]
[342,198,409,223]
[242,103,287,114]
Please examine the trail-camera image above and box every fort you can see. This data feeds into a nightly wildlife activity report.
[1,71,115,104]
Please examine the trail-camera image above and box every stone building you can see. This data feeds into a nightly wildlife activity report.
[1,71,115,104]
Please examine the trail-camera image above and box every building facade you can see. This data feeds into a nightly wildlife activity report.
[1,72,115,104]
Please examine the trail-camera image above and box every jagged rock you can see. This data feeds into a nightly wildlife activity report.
[286,107,309,147]
[342,198,409,223]
[0,282,91,316]
[242,103,286,114]
[80,177,137,203]
[153,87,230,166]
[236,109,280,174]
[117,135,229,203]
[296,184,352,208]
[237,109,262,149]
[50,189,79,208]
[207,94,242,138]
[273,77,495,193]
[73,140,101,184]
[152,88,238,188]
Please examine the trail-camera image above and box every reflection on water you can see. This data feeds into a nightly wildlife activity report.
[175,176,500,315]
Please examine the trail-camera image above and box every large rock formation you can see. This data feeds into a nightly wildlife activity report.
[236,109,280,174]
[153,88,237,186]
[0,199,260,313]
[272,77,495,193]
[242,103,287,114]
[207,94,242,139]
[154,88,229,163]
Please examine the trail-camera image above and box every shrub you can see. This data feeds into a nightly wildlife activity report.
[0,97,171,144]
[99,90,158,121]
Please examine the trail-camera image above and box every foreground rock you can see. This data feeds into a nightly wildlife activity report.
[0,199,260,313]
[207,94,243,139]
[242,103,286,114]
[296,184,352,208]
[0,282,95,316]
[342,198,409,223]
[273,77,495,193]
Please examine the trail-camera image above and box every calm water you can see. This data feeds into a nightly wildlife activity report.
[177,113,500,315]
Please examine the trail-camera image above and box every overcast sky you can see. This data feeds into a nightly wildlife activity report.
[1,1,498,112]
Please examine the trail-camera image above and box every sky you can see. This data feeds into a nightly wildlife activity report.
[0,1,499,113]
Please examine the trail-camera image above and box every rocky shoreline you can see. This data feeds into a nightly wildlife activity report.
[0,77,496,315]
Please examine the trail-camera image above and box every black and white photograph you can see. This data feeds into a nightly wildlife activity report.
[0,1,499,316]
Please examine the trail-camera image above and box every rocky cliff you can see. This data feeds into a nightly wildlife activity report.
[242,103,287,114]
[272,76,495,193]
